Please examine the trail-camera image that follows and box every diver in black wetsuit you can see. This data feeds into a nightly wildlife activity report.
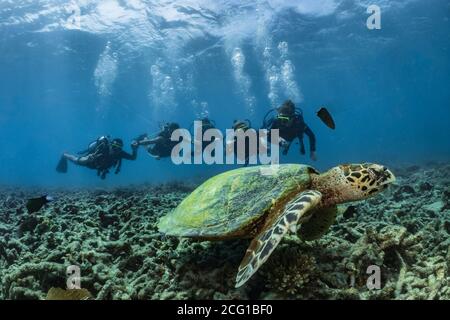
[226,119,255,166]
[59,136,138,179]
[264,100,317,161]
[137,122,180,160]
[198,117,215,134]
[192,117,217,156]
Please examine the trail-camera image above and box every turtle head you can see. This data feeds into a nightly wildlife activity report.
[336,163,395,201]
[314,163,396,205]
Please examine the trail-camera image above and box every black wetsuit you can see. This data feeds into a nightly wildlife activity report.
[200,120,216,155]
[95,149,137,175]
[148,137,178,158]
[71,145,138,179]
[140,128,179,159]
[266,115,316,155]
[228,127,258,166]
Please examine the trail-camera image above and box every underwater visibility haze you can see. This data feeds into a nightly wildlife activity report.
[0,0,449,300]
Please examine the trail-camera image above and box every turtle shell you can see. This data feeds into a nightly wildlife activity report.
[158,164,317,239]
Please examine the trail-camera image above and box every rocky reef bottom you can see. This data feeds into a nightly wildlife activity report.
[0,162,449,300]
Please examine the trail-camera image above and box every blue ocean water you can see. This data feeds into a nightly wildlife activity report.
[0,0,449,187]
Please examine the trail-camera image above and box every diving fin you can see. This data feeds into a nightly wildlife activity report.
[56,156,68,173]
[317,107,336,130]
[26,195,53,214]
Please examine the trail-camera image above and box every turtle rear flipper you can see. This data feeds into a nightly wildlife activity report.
[298,206,337,241]
[235,190,322,288]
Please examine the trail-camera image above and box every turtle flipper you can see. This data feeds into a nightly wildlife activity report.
[298,206,337,241]
[235,190,322,288]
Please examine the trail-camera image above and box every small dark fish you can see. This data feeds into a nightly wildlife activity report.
[26,195,54,214]
[317,107,336,129]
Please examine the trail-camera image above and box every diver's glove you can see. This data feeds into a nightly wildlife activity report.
[279,137,290,155]
[134,133,148,145]
[131,140,139,149]
[279,137,291,149]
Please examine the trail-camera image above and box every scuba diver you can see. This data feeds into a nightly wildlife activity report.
[188,117,215,135]
[57,136,139,179]
[262,99,317,161]
[191,117,217,155]
[137,122,181,160]
[198,117,216,134]
[226,119,255,166]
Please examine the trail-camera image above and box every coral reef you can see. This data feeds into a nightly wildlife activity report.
[0,163,449,300]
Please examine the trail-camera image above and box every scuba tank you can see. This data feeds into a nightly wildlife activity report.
[189,118,216,133]
[160,122,180,137]
[233,119,252,131]
[203,118,216,130]
[261,109,276,128]
[78,136,110,155]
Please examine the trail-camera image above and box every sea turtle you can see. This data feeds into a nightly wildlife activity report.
[158,163,395,287]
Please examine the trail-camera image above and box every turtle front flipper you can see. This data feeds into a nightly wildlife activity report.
[235,190,322,288]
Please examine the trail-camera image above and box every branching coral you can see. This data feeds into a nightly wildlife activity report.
[261,244,317,297]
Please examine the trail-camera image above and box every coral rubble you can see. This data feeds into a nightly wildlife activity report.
[0,163,449,300]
